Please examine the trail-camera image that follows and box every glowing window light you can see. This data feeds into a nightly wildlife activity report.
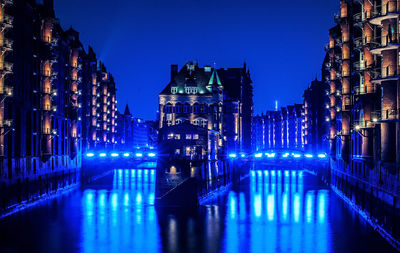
[135,153,143,158]
[99,153,106,157]
[123,153,130,157]
[111,153,119,157]
[148,152,156,157]
[282,152,290,158]
[305,154,313,158]
[318,153,327,159]
[240,153,246,158]
[86,152,94,157]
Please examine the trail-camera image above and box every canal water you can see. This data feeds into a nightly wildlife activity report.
[0,165,397,253]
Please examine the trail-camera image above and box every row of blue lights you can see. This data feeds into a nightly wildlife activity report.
[226,152,328,160]
[251,152,327,159]
[85,152,157,158]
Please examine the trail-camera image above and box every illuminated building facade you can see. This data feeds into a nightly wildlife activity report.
[0,0,83,182]
[252,104,303,151]
[303,78,330,153]
[81,53,117,151]
[326,0,400,207]
[0,0,118,207]
[158,62,253,155]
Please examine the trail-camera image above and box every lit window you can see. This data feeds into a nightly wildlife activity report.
[168,133,174,139]
[185,146,191,156]
[185,87,197,94]
[171,87,177,94]
[193,134,199,140]
[174,134,180,140]
[175,149,180,155]
[186,134,192,140]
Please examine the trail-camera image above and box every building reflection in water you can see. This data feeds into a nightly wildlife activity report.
[81,169,159,253]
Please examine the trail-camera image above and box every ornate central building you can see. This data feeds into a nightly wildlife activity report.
[159,62,225,148]
[158,61,253,154]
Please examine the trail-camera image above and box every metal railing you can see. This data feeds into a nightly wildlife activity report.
[0,39,12,51]
[370,65,400,79]
[372,109,400,121]
[365,2,400,20]
[2,14,13,25]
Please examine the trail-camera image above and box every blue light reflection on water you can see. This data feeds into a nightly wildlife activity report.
[81,169,158,253]
[225,170,330,253]
[1,166,398,253]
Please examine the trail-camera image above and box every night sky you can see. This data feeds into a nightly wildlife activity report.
[54,0,338,120]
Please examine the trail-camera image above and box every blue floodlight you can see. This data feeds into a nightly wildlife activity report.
[292,153,302,158]
[254,153,263,158]
[99,153,107,157]
[228,153,237,158]
[86,152,95,157]
[305,154,313,158]
[318,153,327,159]
[111,153,119,157]
[265,153,276,158]
[148,152,156,157]
[123,153,130,157]
[135,153,143,158]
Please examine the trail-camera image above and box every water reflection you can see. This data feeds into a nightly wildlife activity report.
[0,167,397,253]
[82,169,159,253]
[224,170,329,253]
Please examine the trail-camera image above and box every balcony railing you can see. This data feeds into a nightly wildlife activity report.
[354,119,376,129]
[370,65,400,80]
[372,109,400,121]
[2,14,13,26]
[353,85,376,95]
[0,119,12,128]
[369,33,400,52]
[2,0,14,6]
[0,38,13,54]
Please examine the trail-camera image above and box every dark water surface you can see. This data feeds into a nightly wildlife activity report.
[0,166,397,253]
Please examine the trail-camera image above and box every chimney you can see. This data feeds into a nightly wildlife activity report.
[171,64,178,81]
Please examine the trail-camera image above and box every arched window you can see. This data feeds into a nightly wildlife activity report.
[175,118,183,125]
[200,104,207,113]
[175,103,183,113]
[184,103,191,113]
[193,119,200,126]
[193,103,200,113]
[164,103,173,114]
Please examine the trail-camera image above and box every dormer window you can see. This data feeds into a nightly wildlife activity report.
[185,87,197,94]
[171,87,177,94]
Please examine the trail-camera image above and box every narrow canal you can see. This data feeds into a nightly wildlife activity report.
[0,164,397,253]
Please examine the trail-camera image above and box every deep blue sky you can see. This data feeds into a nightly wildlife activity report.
[54,0,338,120]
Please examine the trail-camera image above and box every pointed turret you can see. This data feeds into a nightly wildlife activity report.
[124,104,132,116]
[208,68,222,88]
